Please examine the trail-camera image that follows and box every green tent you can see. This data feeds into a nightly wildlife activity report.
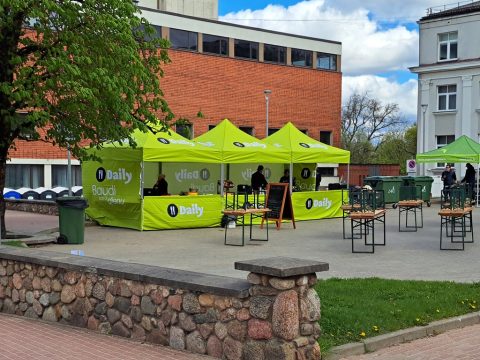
[97,128,222,163]
[263,122,350,163]
[416,135,480,163]
[194,119,290,163]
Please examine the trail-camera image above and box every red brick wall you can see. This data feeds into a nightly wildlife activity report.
[9,49,342,160]
[338,164,401,186]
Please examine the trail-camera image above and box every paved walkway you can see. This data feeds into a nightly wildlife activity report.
[0,313,210,360]
[341,323,480,360]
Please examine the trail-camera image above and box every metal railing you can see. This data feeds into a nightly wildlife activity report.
[426,0,476,15]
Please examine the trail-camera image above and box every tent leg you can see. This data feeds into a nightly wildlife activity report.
[220,164,225,196]
[477,163,479,208]
[141,161,145,199]
[347,163,350,189]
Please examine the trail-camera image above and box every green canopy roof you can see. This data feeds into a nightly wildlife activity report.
[416,135,480,163]
[262,122,350,163]
[194,119,290,163]
[94,128,222,163]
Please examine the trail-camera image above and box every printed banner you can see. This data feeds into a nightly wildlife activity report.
[229,163,284,189]
[292,190,346,220]
[82,160,143,230]
[143,195,223,230]
[293,163,316,192]
[163,163,221,195]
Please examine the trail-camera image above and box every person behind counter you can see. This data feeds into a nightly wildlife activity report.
[251,165,268,191]
[279,169,296,187]
[153,174,169,196]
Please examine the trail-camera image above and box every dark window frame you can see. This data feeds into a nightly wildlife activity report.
[317,53,337,71]
[263,44,286,64]
[234,39,259,60]
[202,34,228,56]
[239,126,254,135]
[291,48,312,67]
[320,131,332,145]
[169,28,198,51]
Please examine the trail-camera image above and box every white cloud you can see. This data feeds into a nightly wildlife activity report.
[220,0,420,75]
[343,76,418,119]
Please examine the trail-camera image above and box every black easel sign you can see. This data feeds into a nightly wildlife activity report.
[263,183,296,229]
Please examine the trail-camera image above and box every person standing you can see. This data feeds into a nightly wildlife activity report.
[441,165,456,201]
[251,165,268,191]
[153,174,169,196]
[279,169,296,187]
[461,163,476,200]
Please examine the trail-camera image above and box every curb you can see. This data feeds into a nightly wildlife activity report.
[323,311,480,359]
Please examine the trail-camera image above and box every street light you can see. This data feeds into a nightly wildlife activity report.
[264,90,272,137]
[421,104,428,176]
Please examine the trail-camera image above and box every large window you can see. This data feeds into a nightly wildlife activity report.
[264,44,286,64]
[268,128,279,136]
[203,34,228,56]
[436,135,455,167]
[6,164,44,189]
[291,48,312,67]
[438,85,457,111]
[239,126,254,135]
[234,39,258,60]
[438,31,458,61]
[52,165,82,187]
[320,131,332,145]
[169,28,197,51]
[317,53,337,71]
[137,24,162,42]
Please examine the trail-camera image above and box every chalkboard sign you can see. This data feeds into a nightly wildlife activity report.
[262,183,296,229]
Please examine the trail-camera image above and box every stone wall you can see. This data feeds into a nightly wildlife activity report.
[0,247,328,359]
[5,199,58,215]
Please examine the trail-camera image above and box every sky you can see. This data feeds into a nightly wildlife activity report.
[218,0,455,121]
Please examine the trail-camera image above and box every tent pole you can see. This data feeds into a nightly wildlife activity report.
[347,163,350,189]
[289,163,293,193]
[220,164,225,196]
[140,161,145,199]
[477,163,479,208]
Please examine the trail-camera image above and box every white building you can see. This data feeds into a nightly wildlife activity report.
[410,1,480,178]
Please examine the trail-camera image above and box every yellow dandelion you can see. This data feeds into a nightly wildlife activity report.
[372,326,379,332]
[461,301,465,304]
[360,331,366,337]
[436,309,440,313]
[416,318,420,322]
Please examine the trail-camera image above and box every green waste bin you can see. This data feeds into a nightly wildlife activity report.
[56,197,89,244]
[363,176,403,205]
[401,176,434,206]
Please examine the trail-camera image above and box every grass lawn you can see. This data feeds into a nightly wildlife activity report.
[1,241,28,248]
[316,278,480,352]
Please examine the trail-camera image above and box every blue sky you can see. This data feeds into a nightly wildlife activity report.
[218,0,450,118]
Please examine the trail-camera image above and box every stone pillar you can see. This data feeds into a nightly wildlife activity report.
[235,257,329,360]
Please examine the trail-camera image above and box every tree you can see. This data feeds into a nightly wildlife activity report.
[341,92,407,154]
[375,125,417,173]
[0,0,172,237]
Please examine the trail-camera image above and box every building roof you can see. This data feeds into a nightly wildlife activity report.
[421,1,480,21]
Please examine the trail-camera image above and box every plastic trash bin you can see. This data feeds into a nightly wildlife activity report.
[35,187,57,201]
[56,197,89,244]
[3,188,21,199]
[402,176,434,206]
[363,176,403,206]
[17,187,40,200]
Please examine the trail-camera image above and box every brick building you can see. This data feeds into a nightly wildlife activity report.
[7,0,342,189]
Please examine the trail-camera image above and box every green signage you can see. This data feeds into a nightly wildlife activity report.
[163,163,221,195]
[293,163,316,192]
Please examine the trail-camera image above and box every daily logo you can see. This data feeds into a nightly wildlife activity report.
[158,138,170,144]
[233,142,245,147]
[157,138,195,146]
[167,204,179,217]
[233,141,266,148]
[301,168,311,179]
[95,167,132,184]
[305,198,332,210]
[167,203,203,218]
[300,143,310,148]
[175,169,210,182]
[299,142,327,149]
[96,167,106,182]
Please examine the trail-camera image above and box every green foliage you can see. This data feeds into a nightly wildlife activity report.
[1,240,27,247]
[0,0,173,160]
[316,278,480,352]
[376,125,417,173]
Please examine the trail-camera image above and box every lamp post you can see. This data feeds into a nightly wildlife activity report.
[421,104,428,175]
[264,90,271,137]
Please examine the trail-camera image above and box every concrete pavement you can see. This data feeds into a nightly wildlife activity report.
[14,204,480,282]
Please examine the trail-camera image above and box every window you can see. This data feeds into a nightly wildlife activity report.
[436,135,455,167]
[203,34,228,56]
[320,131,332,145]
[299,129,308,135]
[438,85,457,111]
[291,48,312,67]
[317,53,337,71]
[317,167,334,176]
[169,28,197,51]
[176,124,193,139]
[137,24,162,42]
[438,31,458,61]
[6,164,44,189]
[208,124,216,130]
[264,44,286,64]
[239,126,254,135]
[268,128,279,136]
[52,165,82,187]
[234,40,258,60]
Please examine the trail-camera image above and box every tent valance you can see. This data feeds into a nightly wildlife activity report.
[416,135,480,163]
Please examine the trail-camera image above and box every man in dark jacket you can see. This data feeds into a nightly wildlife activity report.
[461,163,476,200]
[251,165,268,191]
[441,165,456,201]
